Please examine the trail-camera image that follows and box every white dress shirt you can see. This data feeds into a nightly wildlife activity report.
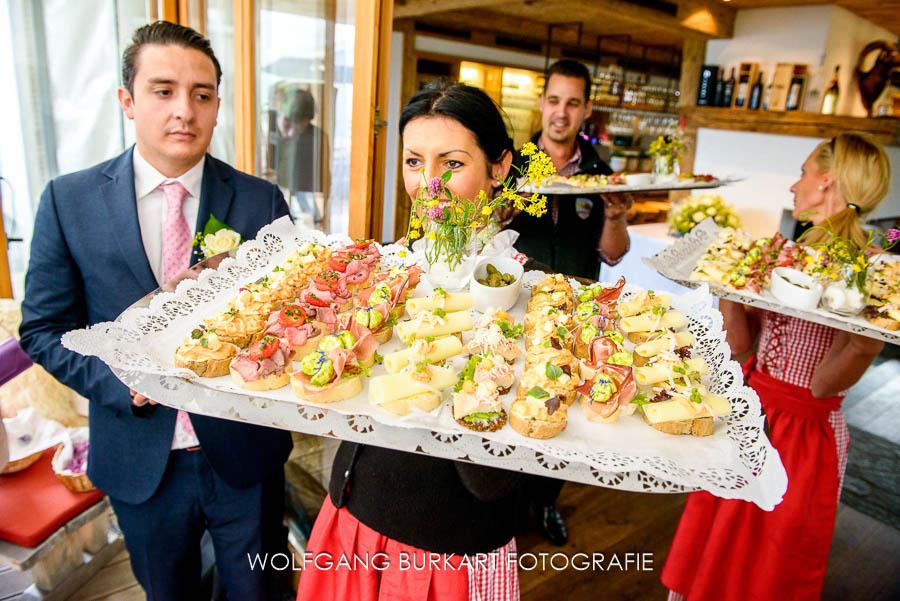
[133,147,203,449]
[134,148,204,286]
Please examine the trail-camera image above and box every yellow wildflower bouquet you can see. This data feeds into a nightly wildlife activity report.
[405,142,554,270]
[800,219,900,294]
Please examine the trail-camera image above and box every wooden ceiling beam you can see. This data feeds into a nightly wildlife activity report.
[393,0,508,19]
[552,0,735,39]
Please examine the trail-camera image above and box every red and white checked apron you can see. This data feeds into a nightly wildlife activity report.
[663,312,850,601]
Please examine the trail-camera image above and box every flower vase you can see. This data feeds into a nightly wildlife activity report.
[652,154,679,184]
[820,267,866,316]
[422,226,480,291]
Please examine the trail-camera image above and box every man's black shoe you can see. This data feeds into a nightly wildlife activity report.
[537,504,568,546]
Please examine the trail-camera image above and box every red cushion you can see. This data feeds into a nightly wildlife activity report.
[0,448,104,547]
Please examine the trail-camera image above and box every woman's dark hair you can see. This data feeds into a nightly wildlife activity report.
[399,80,514,168]
[122,21,222,95]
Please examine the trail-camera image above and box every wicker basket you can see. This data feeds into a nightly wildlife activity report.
[0,450,42,474]
[51,444,96,493]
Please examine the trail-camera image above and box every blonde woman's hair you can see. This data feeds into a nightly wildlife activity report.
[800,131,891,247]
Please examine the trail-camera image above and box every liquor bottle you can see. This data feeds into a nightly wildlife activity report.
[714,72,725,107]
[821,65,840,115]
[763,76,773,110]
[749,72,763,110]
[722,67,736,107]
[786,72,804,110]
[735,72,750,107]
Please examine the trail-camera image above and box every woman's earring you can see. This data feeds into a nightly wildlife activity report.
[817,185,824,190]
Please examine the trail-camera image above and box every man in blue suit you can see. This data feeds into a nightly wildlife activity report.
[19,22,292,601]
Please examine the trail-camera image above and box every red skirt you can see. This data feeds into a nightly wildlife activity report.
[661,367,843,601]
[296,495,519,601]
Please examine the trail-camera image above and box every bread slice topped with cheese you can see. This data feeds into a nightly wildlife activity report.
[204,309,267,349]
[631,330,696,367]
[635,383,731,436]
[396,308,473,345]
[509,385,568,439]
[175,326,240,378]
[406,290,473,316]
[369,365,456,415]
[466,310,522,362]
[383,335,463,374]
[453,379,507,432]
[517,360,578,406]
[457,353,516,395]
[526,273,575,313]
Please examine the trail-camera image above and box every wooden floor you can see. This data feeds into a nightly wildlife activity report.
[7,483,897,601]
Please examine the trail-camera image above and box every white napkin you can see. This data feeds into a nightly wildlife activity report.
[2,407,68,461]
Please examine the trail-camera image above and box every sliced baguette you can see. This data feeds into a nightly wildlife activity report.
[642,411,714,437]
[175,343,240,378]
[229,366,291,391]
[291,372,363,403]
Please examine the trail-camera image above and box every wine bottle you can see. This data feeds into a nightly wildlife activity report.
[786,73,803,110]
[714,72,725,107]
[722,67,736,107]
[821,65,840,115]
[749,72,763,110]
[763,77,773,110]
[735,73,750,107]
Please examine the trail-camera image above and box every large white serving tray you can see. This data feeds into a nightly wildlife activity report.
[62,217,787,509]
[643,218,900,346]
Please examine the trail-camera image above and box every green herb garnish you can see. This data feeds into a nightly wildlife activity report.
[545,363,564,380]
[526,386,549,399]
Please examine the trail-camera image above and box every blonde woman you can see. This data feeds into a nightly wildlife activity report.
[662,132,891,601]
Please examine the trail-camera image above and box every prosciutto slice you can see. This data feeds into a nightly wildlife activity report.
[575,363,637,418]
[231,344,294,382]
[294,347,360,395]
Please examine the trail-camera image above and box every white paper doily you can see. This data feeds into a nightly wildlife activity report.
[62,217,787,510]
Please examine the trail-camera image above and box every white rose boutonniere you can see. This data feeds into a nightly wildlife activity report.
[192,214,242,258]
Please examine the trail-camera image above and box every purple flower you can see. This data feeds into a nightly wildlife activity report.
[428,205,445,220]
[428,176,444,199]
[886,228,900,243]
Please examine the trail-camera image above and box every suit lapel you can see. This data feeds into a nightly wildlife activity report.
[100,148,159,291]
[193,155,236,264]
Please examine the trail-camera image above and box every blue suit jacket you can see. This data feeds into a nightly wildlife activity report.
[19,147,293,504]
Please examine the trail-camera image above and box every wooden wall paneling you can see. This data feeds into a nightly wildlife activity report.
[0,190,12,298]
[321,0,337,233]
[368,0,395,239]
[160,0,178,22]
[147,0,159,21]
[233,0,255,175]
[393,0,507,19]
[348,0,393,239]
[672,36,705,204]
[393,19,417,241]
[682,107,900,145]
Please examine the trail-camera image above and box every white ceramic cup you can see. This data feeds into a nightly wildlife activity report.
[470,256,524,312]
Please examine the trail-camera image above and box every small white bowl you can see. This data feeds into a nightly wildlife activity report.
[625,173,652,186]
[470,256,524,312]
[770,267,823,311]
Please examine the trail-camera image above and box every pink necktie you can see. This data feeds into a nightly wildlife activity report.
[160,182,199,448]
[161,182,193,283]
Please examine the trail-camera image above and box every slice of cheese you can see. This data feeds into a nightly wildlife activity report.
[617,292,672,318]
[642,394,731,423]
[635,331,695,357]
[383,336,463,373]
[396,311,473,343]
[619,311,685,333]
[406,293,473,316]
[369,366,457,405]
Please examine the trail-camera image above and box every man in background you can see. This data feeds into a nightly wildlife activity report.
[19,22,291,600]
[504,59,631,280]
